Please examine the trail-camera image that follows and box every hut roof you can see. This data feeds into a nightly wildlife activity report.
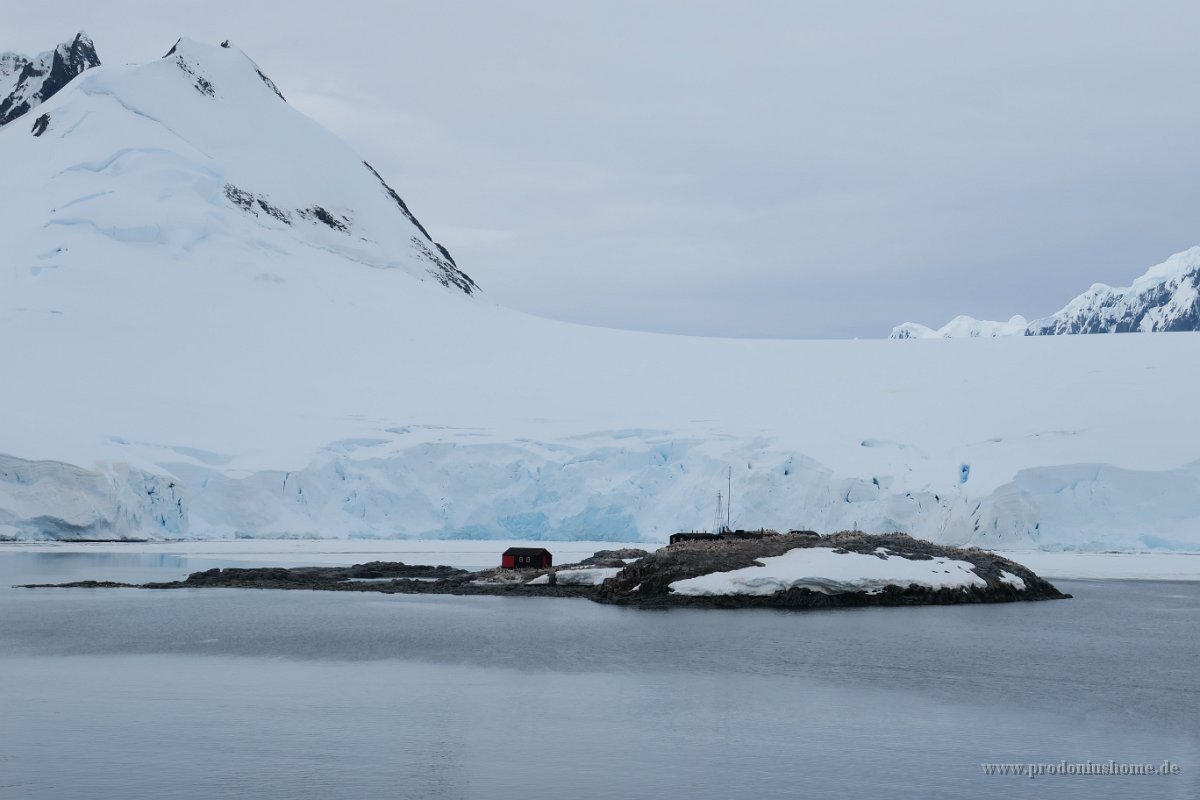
[503,547,551,556]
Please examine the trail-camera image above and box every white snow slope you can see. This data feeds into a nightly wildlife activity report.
[2,39,1198,551]
[668,547,989,596]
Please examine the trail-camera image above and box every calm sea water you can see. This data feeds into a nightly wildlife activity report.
[0,549,1196,800]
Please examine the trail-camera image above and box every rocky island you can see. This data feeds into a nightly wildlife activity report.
[595,532,1068,608]
[21,532,1069,609]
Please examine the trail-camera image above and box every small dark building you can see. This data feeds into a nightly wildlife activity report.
[669,532,720,545]
[502,547,552,569]
[725,529,777,540]
[670,529,783,545]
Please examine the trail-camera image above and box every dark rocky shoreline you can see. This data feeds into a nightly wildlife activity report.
[19,535,1070,609]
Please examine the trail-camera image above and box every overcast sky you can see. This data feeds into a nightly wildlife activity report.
[9,1,1200,338]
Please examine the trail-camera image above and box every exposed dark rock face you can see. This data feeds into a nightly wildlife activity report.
[409,236,480,295]
[173,55,216,97]
[227,170,480,293]
[435,243,457,267]
[252,65,286,101]
[362,161,433,239]
[225,184,355,230]
[223,184,256,212]
[167,38,283,100]
[224,177,474,293]
[578,548,650,567]
[1026,265,1200,335]
[299,205,350,232]
[361,161,480,296]
[0,32,101,128]
[255,196,291,223]
[167,561,470,589]
[30,113,50,137]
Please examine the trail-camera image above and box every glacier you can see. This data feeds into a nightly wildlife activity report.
[1,38,1198,551]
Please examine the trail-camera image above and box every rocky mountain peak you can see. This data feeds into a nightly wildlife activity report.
[58,31,99,75]
[0,30,101,128]
[1025,247,1200,335]
[0,51,30,79]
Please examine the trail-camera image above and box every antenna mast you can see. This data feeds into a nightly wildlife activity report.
[713,491,725,534]
[727,466,732,531]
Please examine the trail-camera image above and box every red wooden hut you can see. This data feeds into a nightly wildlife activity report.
[501,547,552,569]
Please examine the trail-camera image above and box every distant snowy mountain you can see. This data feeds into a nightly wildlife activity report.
[890,315,1029,340]
[890,247,1200,339]
[0,32,100,128]
[1027,247,1200,335]
[1,36,1198,552]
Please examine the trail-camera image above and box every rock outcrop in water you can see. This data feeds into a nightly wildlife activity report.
[595,532,1068,608]
[19,534,1069,609]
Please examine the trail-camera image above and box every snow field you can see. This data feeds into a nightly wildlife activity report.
[667,547,989,597]
[1,40,1198,551]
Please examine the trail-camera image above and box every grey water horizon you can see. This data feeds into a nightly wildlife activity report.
[1,549,1196,799]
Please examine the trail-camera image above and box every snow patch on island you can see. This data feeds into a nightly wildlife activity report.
[668,547,988,597]
[528,567,622,586]
[997,570,1026,591]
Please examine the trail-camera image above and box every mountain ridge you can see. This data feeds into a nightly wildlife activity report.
[891,246,1200,339]
[1,35,476,294]
[0,31,100,128]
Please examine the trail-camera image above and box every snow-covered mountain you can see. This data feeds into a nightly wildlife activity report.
[890,315,1029,340]
[1027,247,1200,335]
[890,247,1200,339]
[0,32,100,128]
[2,37,1198,552]
[1,36,473,294]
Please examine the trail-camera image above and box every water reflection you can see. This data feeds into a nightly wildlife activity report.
[0,550,191,588]
[0,550,1196,800]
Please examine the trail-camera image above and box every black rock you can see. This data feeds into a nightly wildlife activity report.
[1,32,101,128]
